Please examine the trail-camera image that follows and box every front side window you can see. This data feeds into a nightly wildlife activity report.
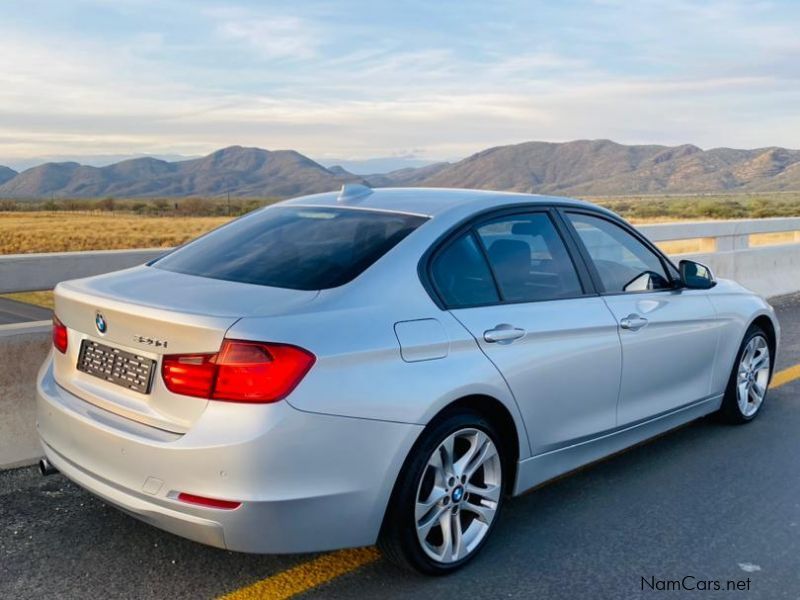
[154,206,427,290]
[475,212,583,302]
[566,212,672,293]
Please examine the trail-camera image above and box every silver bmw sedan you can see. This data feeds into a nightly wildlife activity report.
[37,186,779,574]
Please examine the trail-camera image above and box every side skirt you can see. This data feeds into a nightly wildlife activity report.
[513,395,723,495]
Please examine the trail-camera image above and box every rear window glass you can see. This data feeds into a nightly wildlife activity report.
[153,206,427,290]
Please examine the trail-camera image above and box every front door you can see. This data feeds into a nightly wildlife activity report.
[563,211,719,425]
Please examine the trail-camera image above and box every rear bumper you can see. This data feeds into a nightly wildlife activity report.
[36,358,422,553]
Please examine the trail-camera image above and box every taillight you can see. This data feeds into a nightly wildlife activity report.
[161,339,315,403]
[52,316,68,354]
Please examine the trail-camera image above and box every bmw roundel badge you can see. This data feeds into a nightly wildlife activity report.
[95,312,107,334]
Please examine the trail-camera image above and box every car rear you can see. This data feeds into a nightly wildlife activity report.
[36,203,428,552]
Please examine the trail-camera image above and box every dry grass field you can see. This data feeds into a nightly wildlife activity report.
[3,192,800,255]
[0,212,232,254]
[3,291,54,309]
[3,193,800,309]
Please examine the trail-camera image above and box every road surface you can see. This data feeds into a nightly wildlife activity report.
[0,297,50,325]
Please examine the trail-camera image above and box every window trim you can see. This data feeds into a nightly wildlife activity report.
[557,208,681,296]
[420,205,598,310]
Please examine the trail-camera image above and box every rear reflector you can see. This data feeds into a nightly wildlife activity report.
[177,492,241,510]
[161,339,315,403]
[53,316,68,354]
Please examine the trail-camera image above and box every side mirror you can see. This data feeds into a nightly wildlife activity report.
[679,259,716,290]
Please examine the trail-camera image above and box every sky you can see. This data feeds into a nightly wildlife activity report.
[1,0,800,170]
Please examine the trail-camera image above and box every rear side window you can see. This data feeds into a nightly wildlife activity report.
[154,207,427,290]
[431,233,500,307]
[476,213,583,302]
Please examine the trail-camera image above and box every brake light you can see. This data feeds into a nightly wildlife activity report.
[53,316,68,353]
[161,340,315,403]
[177,492,241,510]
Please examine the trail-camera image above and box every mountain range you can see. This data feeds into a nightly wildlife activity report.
[3,139,800,199]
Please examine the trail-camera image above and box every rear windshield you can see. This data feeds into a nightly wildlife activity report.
[153,206,428,290]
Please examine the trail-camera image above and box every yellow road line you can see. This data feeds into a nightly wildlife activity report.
[771,364,800,389]
[218,547,380,600]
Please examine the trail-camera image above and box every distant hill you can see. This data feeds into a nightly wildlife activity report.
[411,140,800,195]
[4,140,800,199]
[363,162,451,187]
[0,166,17,186]
[0,146,361,199]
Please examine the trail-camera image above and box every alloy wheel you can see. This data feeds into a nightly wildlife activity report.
[414,428,502,563]
[736,334,770,418]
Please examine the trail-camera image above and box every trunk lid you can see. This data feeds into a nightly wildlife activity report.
[52,265,318,432]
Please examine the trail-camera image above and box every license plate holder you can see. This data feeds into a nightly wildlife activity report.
[77,339,156,394]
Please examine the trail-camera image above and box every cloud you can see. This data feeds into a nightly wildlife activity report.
[209,9,320,60]
[0,0,800,165]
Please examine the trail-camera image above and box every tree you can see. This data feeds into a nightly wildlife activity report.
[96,197,116,211]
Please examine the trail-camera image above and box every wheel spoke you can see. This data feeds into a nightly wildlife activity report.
[451,513,465,561]
[464,441,498,480]
[416,486,447,521]
[453,431,486,477]
[751,351,769,372]
[742,341,756,368]
[462,499,496,524]
[417,504,448,540]
[748,385,761,405]
[437,509,453,561]
[752,380,766,399]
[466,481,501,503]
[737,382,748,411]
[439,436,455,478]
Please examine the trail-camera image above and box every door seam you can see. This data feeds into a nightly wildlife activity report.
[599,296,625,429]
[446,309,534,458]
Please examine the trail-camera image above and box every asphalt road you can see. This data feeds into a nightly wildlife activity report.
[2,295,800,599]
[0,297,51,325]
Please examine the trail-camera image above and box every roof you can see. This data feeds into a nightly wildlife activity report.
[282,186,608,218]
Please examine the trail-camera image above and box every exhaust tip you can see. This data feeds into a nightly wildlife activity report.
[39,458,58,476]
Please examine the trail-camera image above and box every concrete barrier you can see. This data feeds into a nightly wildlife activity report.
[0,321,50,468]
[0,248,167,294]
[639,218,800,299]
[3,217,800,469]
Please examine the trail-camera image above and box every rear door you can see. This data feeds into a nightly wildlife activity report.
[562,210,719,425]
[429,208,622,454]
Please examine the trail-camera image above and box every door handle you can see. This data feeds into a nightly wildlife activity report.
[484,324,526,344]
[620,314,648,331]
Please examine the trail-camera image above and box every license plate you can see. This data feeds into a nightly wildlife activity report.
[77,340,156,394]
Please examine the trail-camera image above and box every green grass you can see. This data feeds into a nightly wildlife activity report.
[584,192,800,222]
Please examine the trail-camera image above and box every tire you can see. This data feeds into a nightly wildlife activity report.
[378,409,506,575]
[718,325,772,424]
